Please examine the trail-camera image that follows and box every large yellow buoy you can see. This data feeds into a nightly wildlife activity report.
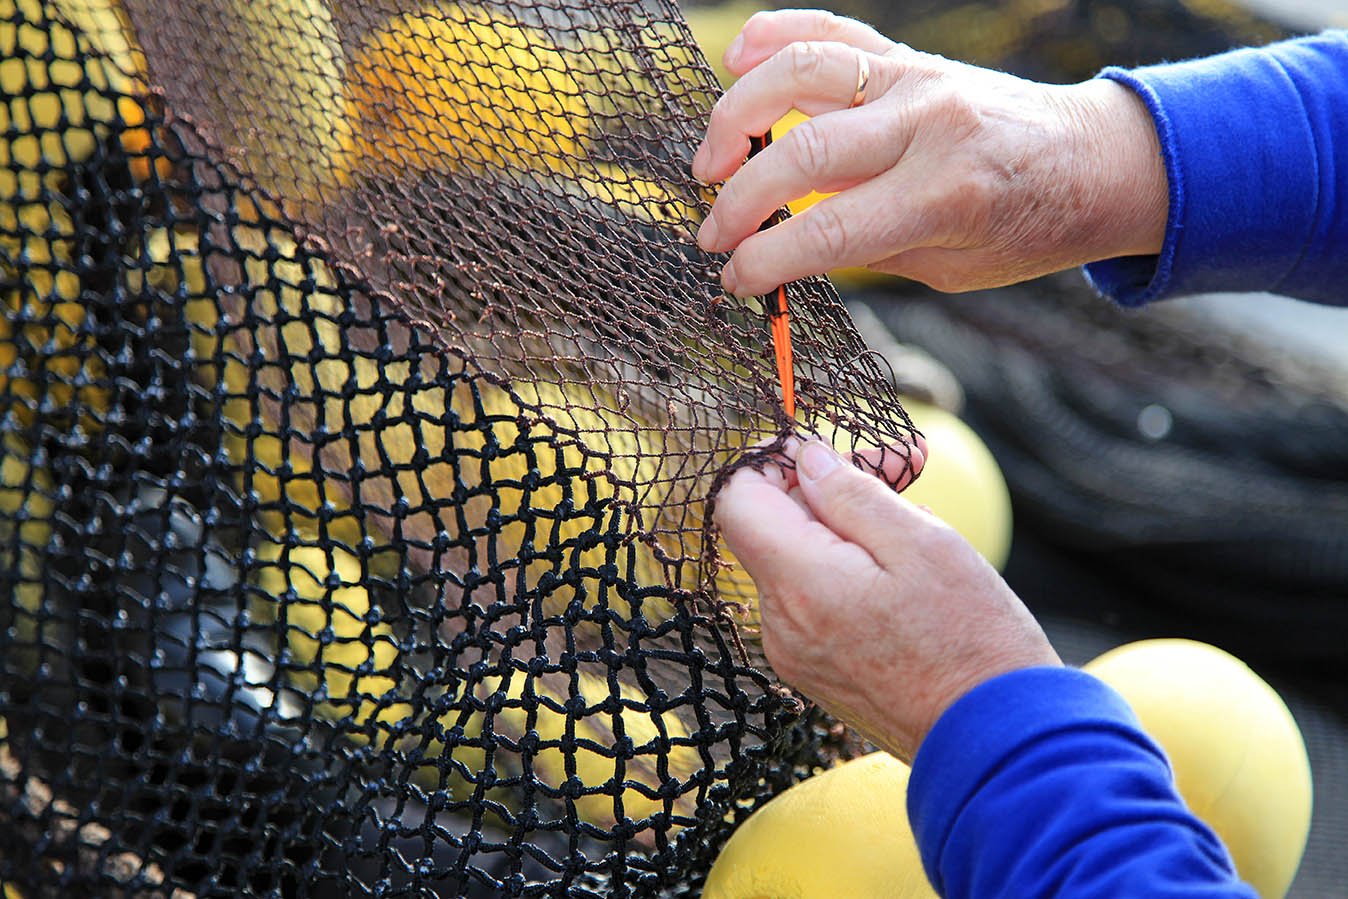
[339,5,589,181]
[1084,639,1313,898]
[222,0,348,196]
[899,399,1013,571]
[703,751,936,899]
[706,640,1310,898]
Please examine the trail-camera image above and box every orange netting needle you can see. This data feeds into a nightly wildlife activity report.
[769,284,795,419]
[748,131,795,420]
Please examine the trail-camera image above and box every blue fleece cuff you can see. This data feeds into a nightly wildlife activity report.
[906,667,1148,891]
[1083,32,1348,306]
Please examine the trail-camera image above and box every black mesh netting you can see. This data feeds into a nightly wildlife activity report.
[0,1,918,895]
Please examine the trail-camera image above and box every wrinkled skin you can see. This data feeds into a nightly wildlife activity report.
[693,8,1168,296]
[714,440,1059,762]
[699,8,1167,762]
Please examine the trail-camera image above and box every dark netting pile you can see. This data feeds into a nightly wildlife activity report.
[753,0,1289,84]
[0,1,918,895]
[868,273,1348,670]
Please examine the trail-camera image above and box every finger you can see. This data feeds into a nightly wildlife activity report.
[721,177,933,296]
[789,440,934,571]
[713,467,803,556]
[851,436,926,490]
[777,436,803,491]
[698,104,905,252]
[726,9,896,76]
[749,437,804,491]
[714,467,839,586]
[756,454,794,493]
[765,435,926,493]
[694,42,897,185]
[786,484,815,519]
[798,435,925,492]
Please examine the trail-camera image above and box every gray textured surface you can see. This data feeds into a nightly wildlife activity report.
[1236,0,1346,30]
[1167,292,1348,400]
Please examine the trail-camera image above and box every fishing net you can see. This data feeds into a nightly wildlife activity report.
[0,0,918,895]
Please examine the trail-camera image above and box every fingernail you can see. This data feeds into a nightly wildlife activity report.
[697,214,720,250]
[720,258,739,294]
[691,142,710,181]
[724,34,745,69]
[797,441,842,481]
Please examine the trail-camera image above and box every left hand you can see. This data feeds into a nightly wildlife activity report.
[691,9,1167,296]
[714,438,1061,762]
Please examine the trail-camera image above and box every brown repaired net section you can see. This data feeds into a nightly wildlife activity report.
[0,0,915,895]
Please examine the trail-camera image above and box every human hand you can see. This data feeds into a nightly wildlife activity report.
[714,438,1060,762]
[692,9,1168,295]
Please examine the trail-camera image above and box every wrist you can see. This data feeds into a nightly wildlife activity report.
[912,647,1064,757]
[1055,78,1169,262]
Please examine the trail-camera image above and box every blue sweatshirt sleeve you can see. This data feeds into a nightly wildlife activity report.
[907,667,1256,898]
[1083,30,1348,307]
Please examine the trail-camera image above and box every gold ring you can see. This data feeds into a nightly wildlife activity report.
[849,54,871,108]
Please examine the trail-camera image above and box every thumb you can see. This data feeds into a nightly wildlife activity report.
[793,440,925,568]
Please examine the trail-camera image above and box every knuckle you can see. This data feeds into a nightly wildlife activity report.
[913,514,967,556]
[714,173,742,216]
[708,97,735,133]
[786,120,830,178]
[931,87,982,134]
[931,171,997,249]
[726,246,763,291]
[803,203,850,261]
[944,173,993,217]
[785,40,827,82]
[813,9,848,39]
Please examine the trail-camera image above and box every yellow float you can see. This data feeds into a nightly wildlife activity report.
[898,400,1013,571]
[707,639,1312,898]
[1085,639,1313,898]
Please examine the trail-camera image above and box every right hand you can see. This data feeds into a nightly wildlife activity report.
[714,439,1061,762]
[692,9,1169,296]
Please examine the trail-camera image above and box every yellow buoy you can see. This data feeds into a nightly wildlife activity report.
[683,0,769,86]
[339,5,588,181]
[1084,639,1313,898]
[899,399,1013,570]
[704,751,935,899]
[706,640,1311,899]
